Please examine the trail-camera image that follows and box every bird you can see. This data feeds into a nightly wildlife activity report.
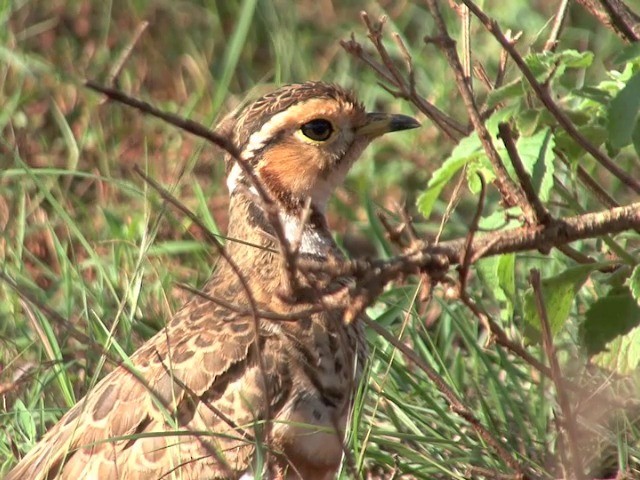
[7,81,419,480]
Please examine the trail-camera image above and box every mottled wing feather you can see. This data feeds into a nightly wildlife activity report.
[6,294,264,480]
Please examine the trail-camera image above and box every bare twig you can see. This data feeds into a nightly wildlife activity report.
[556,149,619,210]
[302,201,640,283]
[543,0,570,52]
[575,0,640,42]
[497,122,551,225]
[87,80,312,308]
[131,166,275,442]
[86,80,240,155]
[0,271,112,358]
[341,13,468,141]
[423,0,532,211]
[106,21,149,88]
[176,283,323,322]
[459,173,487,295]
[460,4,472,93]
[430,201,640,265]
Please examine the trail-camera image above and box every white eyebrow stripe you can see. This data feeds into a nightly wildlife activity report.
[240,98,341,161]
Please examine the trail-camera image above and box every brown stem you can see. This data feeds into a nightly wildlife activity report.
[497,123,551,225]
[423,0,532,210]
[544,0,570,52]
[530,269,585,480]
[575,0,640,42]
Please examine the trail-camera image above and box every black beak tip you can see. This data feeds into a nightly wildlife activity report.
[390,114,421,132]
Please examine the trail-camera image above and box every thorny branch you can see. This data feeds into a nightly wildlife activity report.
[341,13,468,142]
[84,81,285,453]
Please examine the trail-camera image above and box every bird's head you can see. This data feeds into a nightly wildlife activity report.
[221,82,419,214]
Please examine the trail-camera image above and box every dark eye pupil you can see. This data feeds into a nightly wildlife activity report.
[301,119,333,141]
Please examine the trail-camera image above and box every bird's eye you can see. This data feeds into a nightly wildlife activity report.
[300,119,333,141]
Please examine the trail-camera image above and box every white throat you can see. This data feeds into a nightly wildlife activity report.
[280,211,333,256]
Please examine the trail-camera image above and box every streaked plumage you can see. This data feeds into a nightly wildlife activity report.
[7,82,419,480]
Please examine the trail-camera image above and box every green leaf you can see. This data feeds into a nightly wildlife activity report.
[516,109,540,137]
[583,288,640,374]
[486,80,524,109]
[515,128,555,202]
[497,253,516,314]
[608,71,640,149]
[590,325,640,375]
[523,264,601,342]
[627,265,640,305]
[478,254,517,321]
[572,86,612,105]
[612,42,640,65]
[416,133,482,218]
[556,50,594,69]
[14,399,36,441]
[466,155,496,194]
[478,207,522,231]
[525,50,594,82]
[555,124,608,159]
[632,118,640,158]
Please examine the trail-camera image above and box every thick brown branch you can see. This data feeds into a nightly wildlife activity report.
[432,201,640,265]
[307,202,640,283]
[575,0,640,42]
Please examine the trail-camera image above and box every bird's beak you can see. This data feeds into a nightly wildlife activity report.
[356,112,420,137]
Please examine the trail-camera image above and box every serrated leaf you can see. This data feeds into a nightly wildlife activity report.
[416,133,482,219]
[496,253,517,320]
[477,256,503,300]
[486,80,524,109]
[525,50,593,83]
[632,118,640,158]
[555,124,608,159]
[526,52,552,79]
[572,86,612,105]
[477,255,516,324]
[478,207,522,230]
[608,71,640,148]
[497,254,516,303]
[524,264,600,342]
[583,288,640,375]
[515,128,555,201]
[627,265,640,304]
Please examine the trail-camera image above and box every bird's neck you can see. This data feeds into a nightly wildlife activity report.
[223,190,340,270]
